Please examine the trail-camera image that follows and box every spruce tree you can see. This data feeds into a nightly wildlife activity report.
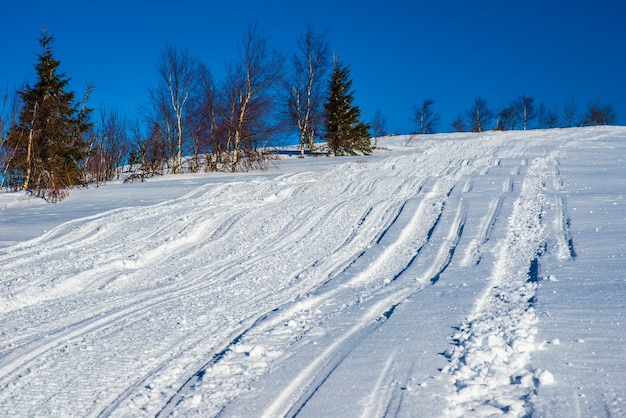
[323,59,371,156]
[4,29,91,201]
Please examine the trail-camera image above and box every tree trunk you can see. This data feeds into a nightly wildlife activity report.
[22,101,38,190]
[232,81,252,172]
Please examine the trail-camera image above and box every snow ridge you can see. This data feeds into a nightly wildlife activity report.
[443,156,560,417]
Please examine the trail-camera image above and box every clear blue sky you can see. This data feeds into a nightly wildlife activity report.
[2,0,625,134]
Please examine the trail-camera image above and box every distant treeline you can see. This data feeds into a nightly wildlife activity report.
[400,96,616,136]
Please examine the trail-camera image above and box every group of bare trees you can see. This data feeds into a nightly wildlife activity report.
[137,25,283,176]
[85,109,132,185]
[40,24,331,187]
[135,24,332,177]
[450,96,616,133]
[0,25,342,200]
[411,95,617,135]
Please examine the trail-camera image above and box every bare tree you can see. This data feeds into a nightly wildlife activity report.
[85,108,131,184]
[370,108,388,146]
[0,87,22,189]
[509,101,523,130]
[519,95,535,130]
[135,121,169,176]
[148,83,175,171]
[155,44,200,174]
[563,97,578,128]
[495,100,521,131]
[466,97,492,133]
[545,110,559,129]
[411,99,440,134]
[186,62,219,172]
[451,114,466,132]
[584,100,616,126]
[223,24,283,172]
[287,25,330,157]
[537,103,559,129]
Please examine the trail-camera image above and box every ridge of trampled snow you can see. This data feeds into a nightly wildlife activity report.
[443,155,560,416]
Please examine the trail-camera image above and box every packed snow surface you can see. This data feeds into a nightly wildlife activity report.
[1,127,625,417]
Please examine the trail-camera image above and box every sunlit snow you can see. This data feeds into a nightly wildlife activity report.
[1,127,625,417]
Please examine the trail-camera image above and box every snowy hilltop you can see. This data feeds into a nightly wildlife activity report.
[1,126,625,417]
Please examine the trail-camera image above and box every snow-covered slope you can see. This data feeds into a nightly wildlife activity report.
[1,127,624,417]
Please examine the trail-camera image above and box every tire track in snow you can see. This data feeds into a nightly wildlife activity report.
[426,198,467,285]
[0,174,332,315]
[0,175,418,416]
[552,195,577,260]
[154,173,452,416]
[360,350,401,418]
[1,156,435,416]
[0,139,515,416]
[153,179,438,416]
[346,177,454,289]
[262,292,409,418]
[146,201,401,416]
[113,309,276,418]
[209,145,514,417]
[0,180,228,268]
[0,183,243,312]
[443,156,562,417]
[352,195,469,417]
[461,196,504,267]
[460,161,524,267]
[242,178,473,418]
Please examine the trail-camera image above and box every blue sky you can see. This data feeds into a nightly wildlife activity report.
[2,0,625,134]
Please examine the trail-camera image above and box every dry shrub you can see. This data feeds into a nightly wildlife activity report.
[34,170,69,203]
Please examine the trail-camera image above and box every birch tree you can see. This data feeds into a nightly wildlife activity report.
[87,108,131,183]
[156,45,199,174]
[411,99,440,134]
[287,25,330,157]
[519,95,535,130]
[466,97,492,133]
[451,114,466,132]
[188,62,221,171]
[148,80,175,170]
[370,109,388,146]
[223,24,283,172]
[495,101,520,131]
[0,87,21,189]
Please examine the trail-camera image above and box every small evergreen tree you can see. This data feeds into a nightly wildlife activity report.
[323,59,371,155]
[3,29,92,201]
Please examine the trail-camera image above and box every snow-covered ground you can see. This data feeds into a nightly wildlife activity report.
[1,126,625,417]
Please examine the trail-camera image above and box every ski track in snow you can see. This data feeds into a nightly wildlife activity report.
[0,127,624,417]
